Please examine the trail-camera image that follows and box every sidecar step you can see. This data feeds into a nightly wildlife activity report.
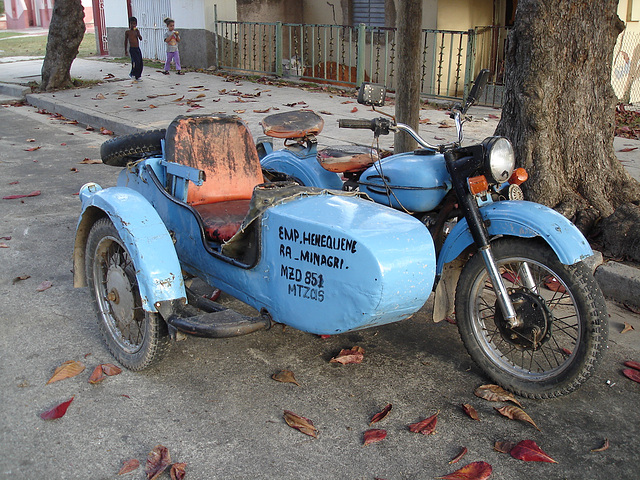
[156,298,272,338]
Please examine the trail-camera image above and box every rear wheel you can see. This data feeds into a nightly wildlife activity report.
[100,129,165,166]
[455,238,608,398]
[85,218,169,370]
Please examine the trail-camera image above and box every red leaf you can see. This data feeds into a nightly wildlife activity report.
[146,445,171,480]
[103,363,123,376]
[25,146,41,151]
[618,147,638,152]
[330,346,364,364]
[408,411,438,435]
[370,403,392,425]
[319,334,331,339]
[624,360,640,371]
[350,106,358,113]
[462,404,480,421]
[449,447,468,465]
[510,440,557,463]
[40,396,74,420]
[88,365,106,384]
[3,190,41,200]
[622,368,640,383]
[437,461,492,480]
[544,276,566,293]
[363,428,387,446]
[118,458,140,475]
[170,462,187,480]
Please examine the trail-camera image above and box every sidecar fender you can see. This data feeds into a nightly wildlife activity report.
[73,183,186,312]
[436,200,593,275]
[261,150,343,189]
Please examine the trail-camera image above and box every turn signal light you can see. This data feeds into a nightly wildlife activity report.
[509,168,528,185]
[468,175,489,195]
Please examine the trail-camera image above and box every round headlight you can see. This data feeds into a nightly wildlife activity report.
[483,137,515,184]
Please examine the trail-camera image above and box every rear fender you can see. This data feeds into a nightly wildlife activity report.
[261,149,343,189]
[73,183,186,312]
[437,200,593,275]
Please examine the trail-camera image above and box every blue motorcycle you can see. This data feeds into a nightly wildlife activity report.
[257,71,609,398]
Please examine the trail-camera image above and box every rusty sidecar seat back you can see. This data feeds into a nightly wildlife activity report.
[164,114,264,243]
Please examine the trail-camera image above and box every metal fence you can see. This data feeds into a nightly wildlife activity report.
[612,30,640,104]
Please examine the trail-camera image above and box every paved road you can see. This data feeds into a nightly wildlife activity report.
[1,101,639,479]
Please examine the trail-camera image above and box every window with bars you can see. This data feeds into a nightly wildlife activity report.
[352,0,386,27]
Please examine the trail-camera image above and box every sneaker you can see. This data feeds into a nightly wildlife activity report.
[136,78,142,82]
[162,71,170,75]
[129,74,133,79]
[176,70,184,75]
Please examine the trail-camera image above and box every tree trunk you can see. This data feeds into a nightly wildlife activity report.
[394,0,422,154]
[40,0,85,92]
[495,0,640,233]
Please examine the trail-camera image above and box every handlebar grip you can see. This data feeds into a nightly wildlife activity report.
[338,118,375,130]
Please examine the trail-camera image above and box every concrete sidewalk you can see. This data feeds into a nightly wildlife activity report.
[2,57,640,307]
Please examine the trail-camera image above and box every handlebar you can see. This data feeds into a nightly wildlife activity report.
[338,118,376,129]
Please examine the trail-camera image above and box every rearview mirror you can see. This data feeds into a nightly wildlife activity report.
[463,69,490,112]
[358,83,386,107]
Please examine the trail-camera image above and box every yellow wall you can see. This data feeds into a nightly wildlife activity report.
[619,0,640,33]
[437,0,493,30]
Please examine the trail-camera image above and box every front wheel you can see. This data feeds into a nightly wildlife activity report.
[455,238,608,398]
[85,218,170,370]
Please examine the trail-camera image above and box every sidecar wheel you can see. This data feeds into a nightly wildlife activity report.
[100,129,166,166]
[455,238,608,398]
[85,218,170,370]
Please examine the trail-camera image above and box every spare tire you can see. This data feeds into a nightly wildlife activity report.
[100,129,166,166]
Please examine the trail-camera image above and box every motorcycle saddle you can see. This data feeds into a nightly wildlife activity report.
[260,110,324,139]
[164,114,264,243]
[317,145,379,173]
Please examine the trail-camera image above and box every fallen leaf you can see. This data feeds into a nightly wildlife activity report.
[173,96,185,102]
[272,370,300,386]
[93,93,106,100]
[12,275,30,284]
[618,147,638,152]
[510,440,557,463]
[624,360,640,371]
[146,445,171,480]
[195,93,206,98]
[103,363,122,376]
[319,334,331,339]
[253,108,271,113]
[495,405,540,431]
[0,243,8,248]
[26,138,36,142]
[100,128,114,135]
[147,94,158,99]
[621,322,635,334]
[591,438,610,452]
[61,143,67,146]
[149,104,158,109]
[622,368,640,383]
[350,106,358,113]
[1,236,11,240]
[103,73,115,79]
[370,403,392,425]
[437,461,492,480]
[66,119,79,125]
[36,280,53,292]
[40,396,74,420]
[3,190,41,200]
[544,276,566,293]
[449,447,468,465]
[47,360,85,384]
[118,458,140,475]
[85,125,95,131]
[283,410,318,437]
[488,114,500,119]
[88,365,106,384]
[363,428,387,446]
[80,158,102,164]
[170,462,187,480]
[474,384,522,407]
[419,118,432,124]
[462,404,480,421]
[25,146,41,151]
[233,109,246,114]
[493,440,515,454]
[8,181,19,185]
[330,346,364,365]
[319,110,333,115]
[408,411,438,435]
[70,167,78,173]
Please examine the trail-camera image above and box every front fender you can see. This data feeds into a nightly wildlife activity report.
[261,150,343,189]
[73,183,186,312]
[437,200,593,275]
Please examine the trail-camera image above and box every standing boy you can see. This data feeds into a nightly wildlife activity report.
[124,17,143,82]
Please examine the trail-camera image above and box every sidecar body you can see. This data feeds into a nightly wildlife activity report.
[74,115,436,337]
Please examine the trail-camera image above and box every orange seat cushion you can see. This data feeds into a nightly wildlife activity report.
[192,200,252,243]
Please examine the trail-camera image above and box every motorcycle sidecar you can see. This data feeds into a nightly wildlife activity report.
[74,114,436,369]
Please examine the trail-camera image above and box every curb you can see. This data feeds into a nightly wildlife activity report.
[0,82,30,99]
[24,93,145,136]
[595,261,640,308]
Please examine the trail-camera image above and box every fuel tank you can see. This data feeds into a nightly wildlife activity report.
[359,150,452,212]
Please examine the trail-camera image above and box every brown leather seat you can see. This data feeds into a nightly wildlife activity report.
[164,114,264,242]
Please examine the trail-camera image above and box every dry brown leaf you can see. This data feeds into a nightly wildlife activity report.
[495,405,541,431]
[370,403,392,425]
[146,445,171,480]
[12,274,30,284]
[80,158,102,164]
[195,93,206,98]
[283,410,318,437]
[94,93,106,100]
[26,138,36,142]
[461,403,480,421]
[88,365,106,384]
[591,438,610,452]
[47,360,85,384]
[233,109,246,114]
[449,446,468,465]
[474,384,522,407]
[363,428,387,446]
[118,458,140,475]
[272,369,300,386]
[103,363,122,376]
[330,346,364,364]
[494,440,515,454]
[170,462,187,480]
[621,322,634,334]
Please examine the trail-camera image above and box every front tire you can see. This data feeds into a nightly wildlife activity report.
[85,218,170,370]
[455,238,608,398]
[100,129,165,167]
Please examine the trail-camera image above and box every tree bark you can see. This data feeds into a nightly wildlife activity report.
[394,0,422,153]
[40,0,86,92]
[495,0,640,229]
